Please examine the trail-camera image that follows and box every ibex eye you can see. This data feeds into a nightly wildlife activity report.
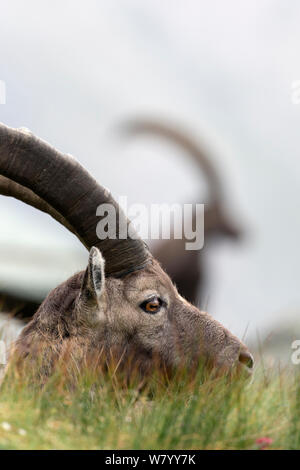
[140,297,163,314]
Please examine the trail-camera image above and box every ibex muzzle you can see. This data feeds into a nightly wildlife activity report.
[0,123,253,380]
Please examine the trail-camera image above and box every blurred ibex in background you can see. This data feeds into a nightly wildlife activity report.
[0,123,252,382]
[121,119,242,306]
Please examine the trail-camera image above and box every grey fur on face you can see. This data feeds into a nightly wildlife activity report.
[0,122,253,381]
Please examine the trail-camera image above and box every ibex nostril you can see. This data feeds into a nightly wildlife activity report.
[239,352,254,369]
[0,122,257,382]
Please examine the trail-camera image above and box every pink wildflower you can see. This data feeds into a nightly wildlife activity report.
[256,437,273,449]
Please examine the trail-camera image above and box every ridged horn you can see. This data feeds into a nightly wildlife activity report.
[0,123,150,277]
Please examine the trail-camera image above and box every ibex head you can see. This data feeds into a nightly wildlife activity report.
[121,119,242,241]
[0,123,253,380]
[120,119,242,305]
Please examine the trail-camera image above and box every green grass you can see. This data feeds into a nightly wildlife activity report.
[0,360,298,450]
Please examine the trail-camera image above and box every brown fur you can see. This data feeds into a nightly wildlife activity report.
[0,123,252,383]
[10,254,253,382]
[122,119,242,305]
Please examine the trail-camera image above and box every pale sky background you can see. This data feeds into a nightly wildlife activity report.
[0,0,300,345]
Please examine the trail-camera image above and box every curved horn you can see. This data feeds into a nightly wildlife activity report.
[0,175,77,237]
[119,118,242,238]
[120,118,223,205]
[0,123,150,277]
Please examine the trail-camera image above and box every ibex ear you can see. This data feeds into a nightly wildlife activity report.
[80,247,105,303]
